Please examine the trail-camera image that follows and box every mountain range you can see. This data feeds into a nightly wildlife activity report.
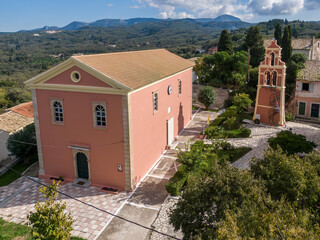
[19,14,244,32]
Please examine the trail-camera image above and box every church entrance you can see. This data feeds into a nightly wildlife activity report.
[76,152,89,179]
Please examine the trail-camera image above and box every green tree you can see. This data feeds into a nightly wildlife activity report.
[274,23,282,46]
[282,25,293,62]
[267,130,316,155]
[233,93,253,113]
[7,123,37,162]
[169,160,267,239]
[27,181,74,240]
[243,26,265,67]
[198,86,216,109]
[218,30,233,55]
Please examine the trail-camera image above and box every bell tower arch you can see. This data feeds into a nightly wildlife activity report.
[253,40,286,125]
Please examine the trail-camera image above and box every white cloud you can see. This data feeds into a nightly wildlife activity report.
[138,0,320,19]
[130,5,143,9]
[248,0,304,15]
[139,0,249,20]
[107,3,113,7]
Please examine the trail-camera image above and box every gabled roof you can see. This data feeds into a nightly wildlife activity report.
[25,49,195,92]
[264,39,320,50]
[72,49,194,90]
[297,60,320,82]
[0,111,33,132]
[6,101,34,118]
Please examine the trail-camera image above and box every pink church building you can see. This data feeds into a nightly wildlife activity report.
[25,49,194,191]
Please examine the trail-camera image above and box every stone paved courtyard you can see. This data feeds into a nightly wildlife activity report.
[0,177,129,240]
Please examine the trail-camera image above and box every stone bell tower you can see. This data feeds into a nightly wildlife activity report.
[253,40,286,126]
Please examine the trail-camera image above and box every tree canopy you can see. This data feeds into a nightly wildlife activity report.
[217,29,233,55]
[242,26,265,68]
[282,25,293,62]
[274,23,282,46]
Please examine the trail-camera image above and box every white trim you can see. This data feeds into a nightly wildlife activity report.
[70,70,81,83]
[68,145,90,151]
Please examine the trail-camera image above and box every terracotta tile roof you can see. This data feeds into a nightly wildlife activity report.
[73,49,195,90]
[297,60,320,82]
[0,111,34,132]
[7,101,34,118]
[264,39,319,50]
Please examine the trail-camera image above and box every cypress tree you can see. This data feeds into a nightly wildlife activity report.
[274,23,282,47]
[282,26,292,62]
[243,26,265,68]
[218,29,233,55]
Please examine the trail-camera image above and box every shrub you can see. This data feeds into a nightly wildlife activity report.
[210,116,226,127]
[223,116,241,130]
[27,181,74,240]
[7,123,37,162]
[165,165,190,196]
[237,127,251,138]
[198,86,216,109]
[268,130,316,155]
[285,112,295,122]
[233,93,253,113]
[254,118,260,124]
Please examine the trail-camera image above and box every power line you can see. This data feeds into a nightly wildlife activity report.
[0,164,181,240]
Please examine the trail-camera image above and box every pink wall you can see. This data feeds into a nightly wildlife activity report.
[46,66,112,88]
[36,88,126,189]
[130,69,192,184]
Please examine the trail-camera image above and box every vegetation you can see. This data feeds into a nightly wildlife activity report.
[217,29,233,55]
[28,181,74,240]
[274,22,282,46]
[169,146,320,239]
[0,154,38,186]
[7,123,37,162]
[165,140,251,196]
[242,26,265,68]
[282,25,293,62]
[205,106,251,138]
[268,130,316,155]
[232,93,252,113]
[197,86,216,109]
[193,51,248,86]
[0,217,85,240]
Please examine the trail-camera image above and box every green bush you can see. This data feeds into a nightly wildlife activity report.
[165,165,190,196]
[7,123,37,162]
[223,117,241,130]
[285,112,295,122]
[237,127,251,138]
[210,116,226,127]
[220,106,238,118]
[198,86,216,109]
[268,130,316,155]
[233,93,253,113]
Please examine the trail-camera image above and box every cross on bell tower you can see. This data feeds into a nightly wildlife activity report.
[253,40,286,126]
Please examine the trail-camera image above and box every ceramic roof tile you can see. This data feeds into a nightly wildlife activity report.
[0,111,34,132]
[298,60,320,82]
[72,49,195,90]
[7,101,34,118]
[264,39,320,50]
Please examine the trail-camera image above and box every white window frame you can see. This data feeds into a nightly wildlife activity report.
[298,101,307,116]
[92,102,107,128]
[50,99,64,125]
[153,91,158,112]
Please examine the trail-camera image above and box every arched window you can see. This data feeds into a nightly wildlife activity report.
[95,105,106,127]
[272,71,277,86]
[270,52,275,66]
[265,71,271,85]
[53,101,63,122]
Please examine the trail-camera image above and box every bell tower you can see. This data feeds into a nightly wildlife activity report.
[253,40,286,126]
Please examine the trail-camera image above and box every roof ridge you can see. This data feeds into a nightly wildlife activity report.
[73,48,167,58]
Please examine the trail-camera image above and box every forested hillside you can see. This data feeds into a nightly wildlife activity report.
[0,18,320,111]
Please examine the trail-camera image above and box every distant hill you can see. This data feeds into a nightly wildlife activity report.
[15,15,246,32]
[213,14,242,22]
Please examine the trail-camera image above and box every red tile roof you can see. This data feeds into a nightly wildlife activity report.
[8,101,34,118]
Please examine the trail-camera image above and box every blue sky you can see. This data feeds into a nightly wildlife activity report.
[1,0,320,32]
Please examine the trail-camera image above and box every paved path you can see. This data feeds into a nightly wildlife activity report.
[231,121,320,169]
[97,110,215,240]
[0,177,129,240]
